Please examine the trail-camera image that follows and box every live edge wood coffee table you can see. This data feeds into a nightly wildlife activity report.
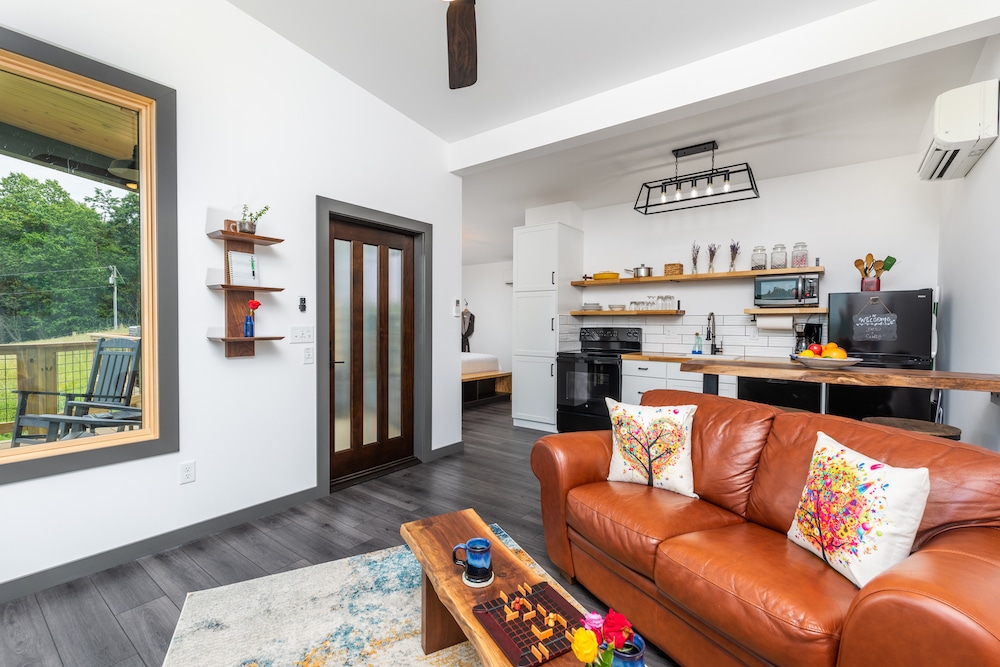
[400,508,585,666]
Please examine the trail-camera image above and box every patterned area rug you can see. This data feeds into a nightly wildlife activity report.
[163,523,567,666]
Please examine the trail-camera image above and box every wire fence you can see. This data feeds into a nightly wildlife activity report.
[0,341,97,437]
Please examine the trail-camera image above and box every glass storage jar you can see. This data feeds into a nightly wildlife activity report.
[751,246,768,271]
[770,243,788,269]
[791,242,809,268]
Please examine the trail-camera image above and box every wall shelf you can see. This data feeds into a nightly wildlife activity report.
[570,309,686,317]
[744,307,828,315]
[206,228,285,357]
[571,266,825,287]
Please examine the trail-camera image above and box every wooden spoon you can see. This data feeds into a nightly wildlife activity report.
[873,259,885,277]
[854,258,867,278]
[865,253,874,276]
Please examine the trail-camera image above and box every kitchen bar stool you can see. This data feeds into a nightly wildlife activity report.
[861,416,962,441]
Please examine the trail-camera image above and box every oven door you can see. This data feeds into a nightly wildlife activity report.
[556,354,622,432]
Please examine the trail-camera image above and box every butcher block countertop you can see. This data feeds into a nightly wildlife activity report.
[668,355,1000,392]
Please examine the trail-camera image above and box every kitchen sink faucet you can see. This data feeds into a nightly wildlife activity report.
[707,312,723,355]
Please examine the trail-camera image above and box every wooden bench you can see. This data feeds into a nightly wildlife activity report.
[462,371,512,406]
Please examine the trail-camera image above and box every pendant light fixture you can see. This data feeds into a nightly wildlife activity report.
[634,140,759,214]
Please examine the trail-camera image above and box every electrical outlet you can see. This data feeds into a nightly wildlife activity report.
[749,326,759,340]
[179,460,196,485]
[290,326,314,343]
[303,346,315,364]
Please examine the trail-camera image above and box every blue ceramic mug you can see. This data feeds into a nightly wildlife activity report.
[453,537,492,584]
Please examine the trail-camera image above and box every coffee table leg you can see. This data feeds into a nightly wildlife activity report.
[420,570,467,654]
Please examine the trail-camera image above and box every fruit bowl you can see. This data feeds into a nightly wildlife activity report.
[789,354,863,369]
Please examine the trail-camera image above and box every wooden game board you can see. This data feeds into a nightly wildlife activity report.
[473,581,584,666]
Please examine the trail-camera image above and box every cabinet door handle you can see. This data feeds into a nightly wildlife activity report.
[551,317,555,331]
[550,363,554,377]
[638,366,649,371]
[551,271,555,285]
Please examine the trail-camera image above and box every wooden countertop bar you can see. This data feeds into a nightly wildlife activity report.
[676,356,1000,392]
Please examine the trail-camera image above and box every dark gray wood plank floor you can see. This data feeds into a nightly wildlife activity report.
[0,402,679,666]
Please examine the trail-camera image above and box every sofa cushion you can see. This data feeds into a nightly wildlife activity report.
[787,432,930,587]
[605,398,698,497]
[748,412,1000,549]
[640,390,779,517]
[656,523,858,667]
[566,481,744,579]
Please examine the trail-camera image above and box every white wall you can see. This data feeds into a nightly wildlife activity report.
[582,155,941,320]
[461,261,514,371]
[937,35,1000,451]
[0,0,463,585]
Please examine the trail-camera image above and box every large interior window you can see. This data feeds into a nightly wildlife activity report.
[0,29,178,483]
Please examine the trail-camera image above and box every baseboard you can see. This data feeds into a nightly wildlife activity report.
[329,456,421,492]
[0,485,321,605]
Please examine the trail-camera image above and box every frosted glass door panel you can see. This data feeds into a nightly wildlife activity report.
[363,244,378,445]
[388,248,402,439]
[333,239,351,453]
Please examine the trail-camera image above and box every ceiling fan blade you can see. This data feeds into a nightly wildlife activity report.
[446,0,477,89]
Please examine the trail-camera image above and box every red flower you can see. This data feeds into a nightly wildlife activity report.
[601,609,633,649]
[248,299,261,311]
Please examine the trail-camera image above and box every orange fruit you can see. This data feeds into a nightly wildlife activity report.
[828,348,848,359]
[824,342,839,350]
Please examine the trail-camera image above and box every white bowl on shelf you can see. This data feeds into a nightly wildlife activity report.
[608,304,626,311]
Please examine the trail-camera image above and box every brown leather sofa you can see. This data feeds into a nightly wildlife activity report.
[531,389,1000,667]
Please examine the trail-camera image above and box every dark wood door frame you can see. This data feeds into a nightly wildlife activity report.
[315,197,437,493]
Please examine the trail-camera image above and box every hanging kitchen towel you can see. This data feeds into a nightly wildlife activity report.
[461,308,475,352]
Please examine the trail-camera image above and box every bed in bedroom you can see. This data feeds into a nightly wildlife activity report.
[461,352,511,406]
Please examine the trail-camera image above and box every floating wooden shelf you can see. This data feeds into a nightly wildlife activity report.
[571,266,825,287]
[570,309,686,317]
[744,307,828,315]
[207,284,285,292]
[206,229,285,358]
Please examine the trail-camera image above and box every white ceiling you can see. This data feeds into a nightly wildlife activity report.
[226,0,996,265]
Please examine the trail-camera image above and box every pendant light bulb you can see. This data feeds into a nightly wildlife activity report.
[690,180,698,198]
[723,173,731,193]
[660,185,667,203]
[674,183,682,201]
[706,176,714,196]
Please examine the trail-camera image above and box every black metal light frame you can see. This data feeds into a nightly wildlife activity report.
[634,140,759,215]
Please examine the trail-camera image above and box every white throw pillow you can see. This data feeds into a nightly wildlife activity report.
[787,431,930,588]
[605,398,698,498]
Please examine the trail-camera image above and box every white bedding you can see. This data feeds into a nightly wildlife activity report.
[461,352,502,375]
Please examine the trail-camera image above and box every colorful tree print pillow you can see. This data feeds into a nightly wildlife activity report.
[605,398,698,498]
[787,432,930,587]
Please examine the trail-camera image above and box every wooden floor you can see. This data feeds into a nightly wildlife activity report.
[0,402,679,667]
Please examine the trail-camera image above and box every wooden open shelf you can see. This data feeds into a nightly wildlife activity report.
[206,228,285,357]
[744,307,828,315]
[570,309,686,317]
[571,266,824,287]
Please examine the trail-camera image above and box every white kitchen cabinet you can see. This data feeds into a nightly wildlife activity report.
[513,292,558,356]
[512,221,583,431]
[512,356,557,430]
[622,360,668,379]
[621,374,667,405]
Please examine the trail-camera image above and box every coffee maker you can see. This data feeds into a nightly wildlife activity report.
[794,322,823,354]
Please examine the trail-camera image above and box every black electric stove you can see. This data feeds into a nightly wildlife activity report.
[555,327,641,432]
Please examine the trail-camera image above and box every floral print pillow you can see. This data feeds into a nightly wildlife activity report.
[787,432,930,587]
[605,398,698,498]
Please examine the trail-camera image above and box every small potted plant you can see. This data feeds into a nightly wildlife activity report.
[239,204,270,234]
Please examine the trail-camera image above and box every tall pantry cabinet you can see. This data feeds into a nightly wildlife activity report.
[511,222,583,431]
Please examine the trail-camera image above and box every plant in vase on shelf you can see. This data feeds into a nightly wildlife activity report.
[691,242,701,274]
[571,609,645,666]
[239,204,270,234]
[729,239,740,272]
[707,243,719,273]
[244,299,261,337]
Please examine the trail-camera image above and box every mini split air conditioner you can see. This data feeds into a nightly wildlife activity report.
[918,79,999,180]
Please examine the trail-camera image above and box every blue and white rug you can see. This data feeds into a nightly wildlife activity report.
[163,523,569,666]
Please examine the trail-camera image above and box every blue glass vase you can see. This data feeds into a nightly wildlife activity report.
[243,315,254,337]
[611,633,645,667]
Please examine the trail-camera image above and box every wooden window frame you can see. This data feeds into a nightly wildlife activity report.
[0,27,179,484]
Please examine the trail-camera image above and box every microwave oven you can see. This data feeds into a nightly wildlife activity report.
[754,273,820,307]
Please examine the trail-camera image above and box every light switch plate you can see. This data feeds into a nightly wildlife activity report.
[290,326,314,343]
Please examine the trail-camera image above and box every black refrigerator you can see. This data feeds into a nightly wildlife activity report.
[826,288,938,421]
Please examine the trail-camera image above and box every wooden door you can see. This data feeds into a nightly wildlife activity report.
[330,218,415,485]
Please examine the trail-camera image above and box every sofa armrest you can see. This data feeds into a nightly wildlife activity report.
[839,527,1000,665]
[530,430,613,580]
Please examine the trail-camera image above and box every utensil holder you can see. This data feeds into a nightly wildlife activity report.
[861,277,880,292]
